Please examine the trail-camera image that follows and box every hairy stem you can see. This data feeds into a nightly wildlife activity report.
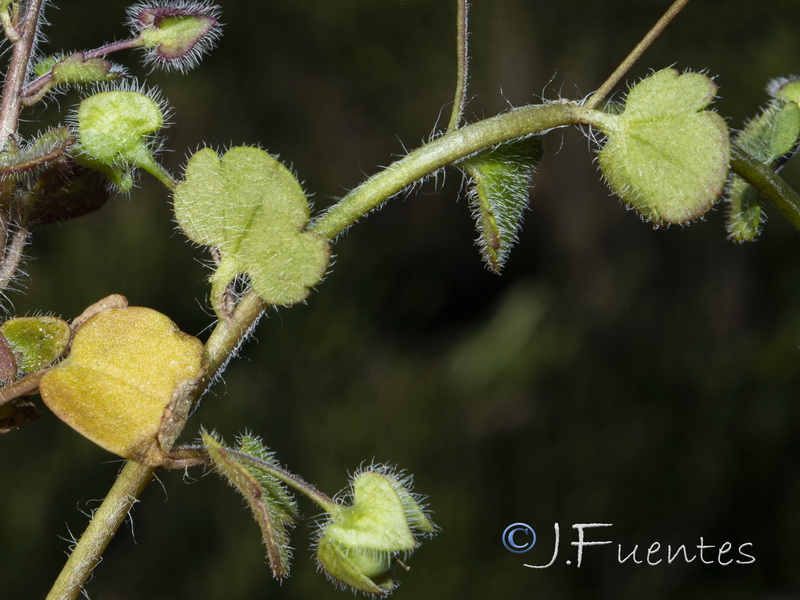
[0,1,20,43]
[447,0,469,131]
[48,293,267,599]
[23,38,143,103]
[44,100,604,599]
[310,102,587,240]
[229,448,338,513]
[46,462,154,600]
[0,220,27,291]
[585,0,693,110]
[0,0,44,142]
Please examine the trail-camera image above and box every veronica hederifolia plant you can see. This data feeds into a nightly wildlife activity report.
[0,0,797,598]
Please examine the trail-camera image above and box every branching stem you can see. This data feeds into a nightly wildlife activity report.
[310,102,589,240]
[23,38,144,103]
[45,55,800,600]
[47,288,268,600]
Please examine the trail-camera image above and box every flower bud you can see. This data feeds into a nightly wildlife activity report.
[128,1,222,72]
[316,468,436,595]
[51,53,122,87]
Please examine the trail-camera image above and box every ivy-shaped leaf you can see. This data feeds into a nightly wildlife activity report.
[591,68,730,225]
[460,137,542,273]
[39,306,205,466]
[173,146,330,314]
[202,431,298,580]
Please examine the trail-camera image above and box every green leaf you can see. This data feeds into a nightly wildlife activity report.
[0,316,71,374]
[460,137,542,273]
[173,146,330,314]
[727,101,800,241]
[592,68,730,225]
[75,90,170,191]
[201,431,297,580]
[39,307,205,466]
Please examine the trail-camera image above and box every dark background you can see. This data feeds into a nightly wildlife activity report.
[2,0,800,598]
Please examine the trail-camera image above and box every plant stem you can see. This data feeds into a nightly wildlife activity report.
[47,99,592,599]
[0,219,27,291]
[447,0,469,131]
[310,102,586,240]
[730,146,800,232]
[23,39,144,104]
[0,370,42,405]
[0,0,44,142]
[229,449,338,514]
[584,0,693,110]
[46,462,154,600]
[47,293,267,599]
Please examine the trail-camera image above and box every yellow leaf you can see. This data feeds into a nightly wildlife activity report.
[39,306,205,465]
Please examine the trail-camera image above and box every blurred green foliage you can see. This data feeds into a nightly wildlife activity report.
[2,0,800,598]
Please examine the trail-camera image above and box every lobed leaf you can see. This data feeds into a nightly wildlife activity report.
[593,68,730,225]
[39,306,204,466]
[173,146,330,313]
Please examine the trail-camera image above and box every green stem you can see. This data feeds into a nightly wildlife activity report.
[585,0,693,110]
[229,449,338,514]
[46,462,154,600]
[310,102,586,239]
[730,146,800,232]
[46,100,591,599]
[47,294,267,600]
[447,0,469,132]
